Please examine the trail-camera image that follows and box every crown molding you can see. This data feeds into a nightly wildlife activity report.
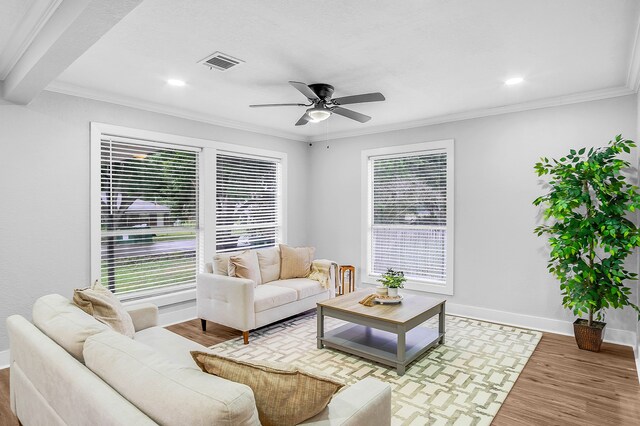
[627,17,640,93]
[307,85,636,142]
[48,81,635,144]
[0,0,62,80]
[45,81,306,142]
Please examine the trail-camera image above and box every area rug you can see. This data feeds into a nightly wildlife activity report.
[209,313,541,425]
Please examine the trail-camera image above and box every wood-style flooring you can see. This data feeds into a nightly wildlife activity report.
[1,319,638,425]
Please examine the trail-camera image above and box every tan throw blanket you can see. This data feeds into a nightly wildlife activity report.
[308,259,337,289]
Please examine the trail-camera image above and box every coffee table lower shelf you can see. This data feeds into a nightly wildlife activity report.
[319,323,443,375]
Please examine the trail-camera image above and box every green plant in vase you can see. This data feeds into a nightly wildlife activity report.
[533,135,640,352]
[377,268,406,297]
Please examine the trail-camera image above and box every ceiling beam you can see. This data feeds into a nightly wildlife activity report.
[1,0,142,105]
[627,17,640,93]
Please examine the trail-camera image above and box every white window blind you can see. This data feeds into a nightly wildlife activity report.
[370,151,448,283]
[100,139,201,296]
[215,153,281,252]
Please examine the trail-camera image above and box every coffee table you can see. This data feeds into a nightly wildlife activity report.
[317,289,446,375]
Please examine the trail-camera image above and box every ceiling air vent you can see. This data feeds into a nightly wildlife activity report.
[199,51,244,71]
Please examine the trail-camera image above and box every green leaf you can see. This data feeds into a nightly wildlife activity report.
[533,135,640,322]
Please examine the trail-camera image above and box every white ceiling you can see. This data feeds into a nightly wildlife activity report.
[37,0,640,139]
[0,0,34,58]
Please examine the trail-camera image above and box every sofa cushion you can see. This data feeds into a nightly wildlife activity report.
[134,326,209,369]
[213,250,242,276]
[32,294,110,362]
[256,246,280,284]
[254,285,297,313]
[230,250,262,285]
[280,244,315,279]
[73,281,136,338]
[269,278,327,300]
[84,330,260,426]
[192,351,344,426]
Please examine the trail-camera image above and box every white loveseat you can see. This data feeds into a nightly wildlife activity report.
[7,294,392,425]
[198,246,336,343]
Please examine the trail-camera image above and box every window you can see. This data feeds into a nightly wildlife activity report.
[362,140,454,294]
[99,137,201,297]
[215,153,282,252]
[92,123,287,302]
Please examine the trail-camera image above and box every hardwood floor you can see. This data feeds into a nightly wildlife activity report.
[166,319,242,346]
[0,321,638,425]
[493,333,640,425]
[0,368,19,426]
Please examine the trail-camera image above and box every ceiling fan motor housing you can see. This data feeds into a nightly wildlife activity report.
[308,83,335,101]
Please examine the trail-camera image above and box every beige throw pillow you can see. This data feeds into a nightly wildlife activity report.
[279,244,315,279]
[73,281,135,338]
[230,250,262,285]
[256,246,280,284]
[212,250,242,276]
[191,351,344,426]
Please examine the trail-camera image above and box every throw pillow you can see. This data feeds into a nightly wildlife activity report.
[230,250,262,285]
[73,281,135,338]
[279,244,315,279]
[212,250,241,276]
[191,351,344,426]
[256,246,280,284]
[212,253,231,276]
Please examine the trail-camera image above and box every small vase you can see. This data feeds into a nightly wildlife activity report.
[375,286,388,296]
[387,287,399,297]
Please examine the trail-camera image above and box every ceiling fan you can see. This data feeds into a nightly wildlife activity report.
[250,81,385,126]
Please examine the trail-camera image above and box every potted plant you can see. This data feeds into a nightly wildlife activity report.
[533,135,640,352]
[377,268,406,297]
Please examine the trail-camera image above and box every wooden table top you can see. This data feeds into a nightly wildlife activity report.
[318,289,446,325]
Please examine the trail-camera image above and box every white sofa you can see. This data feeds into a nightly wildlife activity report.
[7,294,392,425]
[198,246,337,343]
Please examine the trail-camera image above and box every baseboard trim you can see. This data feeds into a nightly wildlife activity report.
[0,349,9,369]
[445,301,637,348]
[158,305,197,327]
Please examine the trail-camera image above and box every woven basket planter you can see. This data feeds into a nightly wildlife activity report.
[573,319,606,352]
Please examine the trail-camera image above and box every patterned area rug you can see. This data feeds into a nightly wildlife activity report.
[209,313,541,425]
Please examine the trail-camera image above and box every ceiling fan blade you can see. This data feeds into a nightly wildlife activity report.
[289,81,320,101]
[295,113,310,126]
[250,103,307,108]
[332,92,385,105]
[332,107,371,123]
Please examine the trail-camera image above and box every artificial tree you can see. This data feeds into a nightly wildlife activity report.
[533,135,640,350]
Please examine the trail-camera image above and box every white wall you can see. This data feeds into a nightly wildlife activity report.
[308,95,639,340]
[1,90,638,356]
[0,90,309,353]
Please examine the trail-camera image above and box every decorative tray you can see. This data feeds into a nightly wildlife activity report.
[375,295,403,304]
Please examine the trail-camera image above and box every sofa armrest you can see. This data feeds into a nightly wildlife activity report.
[299,378,391,425]
[125,303,159,332]
[197,273,256,331]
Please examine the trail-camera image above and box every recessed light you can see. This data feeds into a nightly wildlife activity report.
[167,79,186,87]
[505,77,524,86]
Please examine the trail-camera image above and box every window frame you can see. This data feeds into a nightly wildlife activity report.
[91,123,288,302]
[361,139,454,295]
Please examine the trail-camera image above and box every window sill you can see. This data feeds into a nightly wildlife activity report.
[121,287,196,308]
[361,278,453,296]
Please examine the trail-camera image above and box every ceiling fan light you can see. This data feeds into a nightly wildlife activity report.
[307,108,331,122]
